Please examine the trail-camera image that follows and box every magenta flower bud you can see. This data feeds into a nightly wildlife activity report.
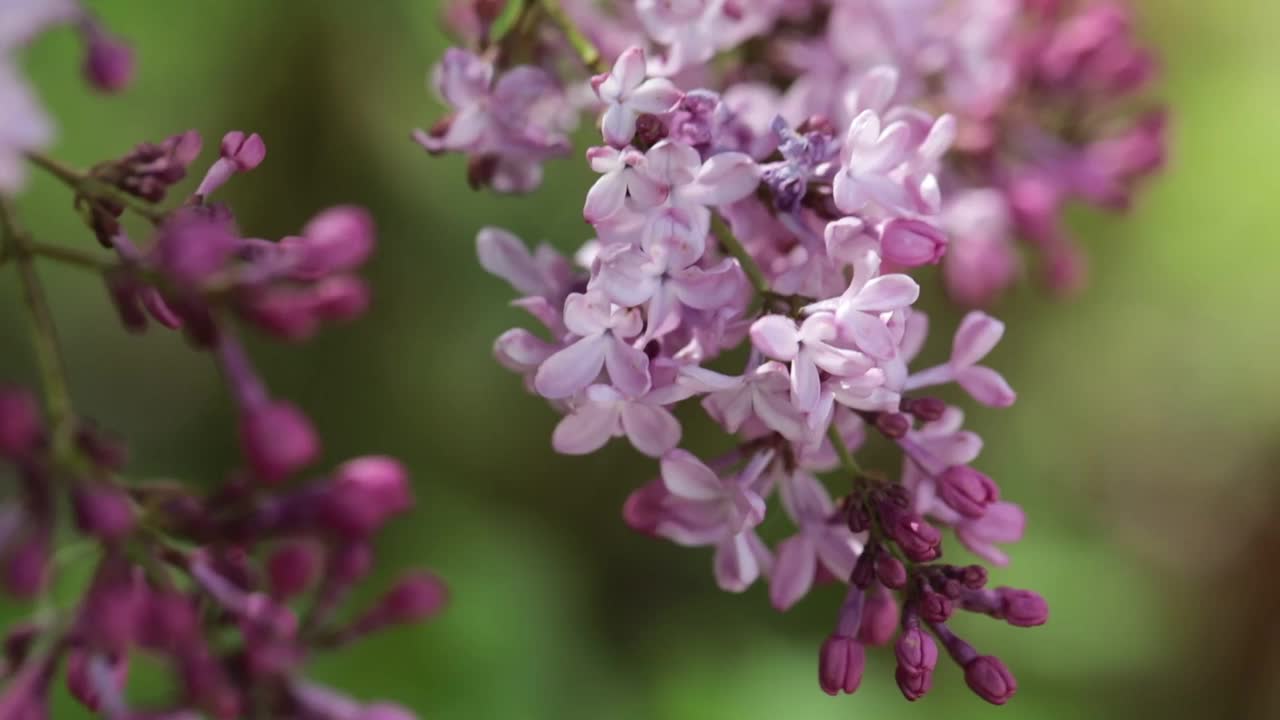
[918,591,953,623]
[3,536,48,599]
[882,506,941,562]
[857,588,899,646]
[240,401,320,483]
[81,25,134,93]
[903,396,945,422]
[267,542,319,598]
[874,412,910,439]
[880,218,947,267]
[894,627,938,675]
[154,209,239,284]
[312,275,372,322]
[72,484,135,541]
[296,206,376,278]
[377,571,449,624]
[322,456,412,537]
[961,564,988,589]
[850,547,876,589]
[0,386,42,459]
[330,541,374,584]
[937,466,1000,518]
[895,665,932,701]
[964,655,1017,705]
[139,591,199,650]
[241,290,320,341]
[875,554,907,589]
[219,131,267,172]
[66,651,128,712]
[818,635,866,695]
[997,587,1049,627]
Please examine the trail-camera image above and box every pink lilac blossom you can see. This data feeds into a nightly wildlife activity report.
[434,0,1164,706]
[0,17,442,717]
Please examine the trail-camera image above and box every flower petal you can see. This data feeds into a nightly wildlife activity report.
[951,311,1005,368]
[533,335,607,399]
[714,533,761,593]
[621,402,682,457]
[661,449,722,500]
[629,78,683,114]
[551,399,621,454]
[604,335,652,397]
[750,315,800,360]
[848,274,920,312]
[584,169,629,224]
[956,366,1016,408]
[769,535,817,611]
[838,309,897,360]
[601,104,637,147]
[476,227,546,296]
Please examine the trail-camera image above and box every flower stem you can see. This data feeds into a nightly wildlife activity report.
[0,200,76,451]
[827,424,864,475]
[711,213,771,298]
[539,0,605,73]
[25,151,165,225]
[28,241,117,272]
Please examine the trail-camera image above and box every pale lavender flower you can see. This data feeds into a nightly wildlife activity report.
[770,469,863,610]
[905,310,1016,407]
[533,291,650,399]
[591,46,682,147]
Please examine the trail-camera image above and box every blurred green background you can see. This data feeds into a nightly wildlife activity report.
[2,0,1278,718]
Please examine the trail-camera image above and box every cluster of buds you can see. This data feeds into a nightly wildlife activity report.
[1,6,443,718]
[424,0,1163,706]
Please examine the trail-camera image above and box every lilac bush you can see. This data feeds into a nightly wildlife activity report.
[1,4,442,718]
[424,0,1164,706]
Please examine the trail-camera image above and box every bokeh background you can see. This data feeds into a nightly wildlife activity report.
[2,1,1278,718]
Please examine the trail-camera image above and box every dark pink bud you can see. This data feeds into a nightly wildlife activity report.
[72,485,135,541]
[0,386,42,459]
[856,588,899,646]
[296,206,375,277]
[82,26,134,93]
[818,635,866,695]
[330,542,373,584]
[312,275,371,322]
[964,655,1017,705]
[3,536,47,598]
[267,542,319,598]
[918,591,953,623]
[880,218,947,267]
[874,412,910,439]
[850,547,876,589]
[997,587,1049,627]
[239,402,320,483]
[139,591,199,650]
[622,479,668,536]
[894,627,938,675]
[377,571,448,625]
[154,209,239,284]
[882,506,941,563]
[241,289,320,341]
[903,396,945,422]
[938,466,999,518]
[322,456,412,537]
[219,132,267,172]
[961,564,988,589]
[895,665,932,701]
[875,554,907,589]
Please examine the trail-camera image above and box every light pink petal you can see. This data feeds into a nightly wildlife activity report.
[809,344,871,377]
[823,217,872,266]
[957,502,1025,566]
[951,311,1005,368]
[844,110,882,155]
[587,145,621,173]
[704,385,752,432]
[562,292,611,336]
[862,121,913,173]
[642,204,709,269]
[839,310,897,360]
[672,259,742,310]
[899,310,929,363]
[750,315,800,360]
[728,489,767,533]
[769,535,817,611]
[661,449,723,500]
[534,335,608,399]
[595,246,659,306]
[956,366,1017,408]
[644,141,702,186]
[832,170,870,213]
[621,403,681,457]
[714,533,761,593]
[780,470,834,523]
[601,104,637,147]
[476,227,545,296]
[434,48,493,107]
[679,365,744,392]
[790,355,821,412]
[753,384,808,441]
[552,401,621,454]
[604,336,652,397]
[584,170,629,223]
[433,105,488,151]
[814,530,860,581]
[629,78,683,114]
[848,274,920,312]
[493,329,556,373]
[625,170,666,209]
[919,114,956,161]
[687,152,761,205]
[612,47,648,96]
[851,65,899,114]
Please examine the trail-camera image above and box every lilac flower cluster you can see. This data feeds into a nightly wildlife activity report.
[1,7,441,719]
[425,0,1163,705]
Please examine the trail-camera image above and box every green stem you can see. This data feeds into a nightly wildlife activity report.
[539,0,605,73]
[711,214,771,298]
[28,242,118,272]
[827,424,863,475]
[25,151,165,225]
[0,201,75,452]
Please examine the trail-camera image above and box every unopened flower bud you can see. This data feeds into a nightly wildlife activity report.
[874,412,910,439]
[321,456,412,537]
[964,655,1017,705]
[72,484,136,541]
[267,542,319,598]
[0,386,42,459]
[818,634,866,696]
[997,587,1049,627]
[918,591,953,623]
[880,218,947,267]
[938,466,1000,518]
[875,554,907,589]
[240,401,320,483]
[857,588,899,646]
[81,25,134,93]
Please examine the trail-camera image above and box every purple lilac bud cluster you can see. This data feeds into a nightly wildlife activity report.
[424,0,1160,706]
[1,9,442,719]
